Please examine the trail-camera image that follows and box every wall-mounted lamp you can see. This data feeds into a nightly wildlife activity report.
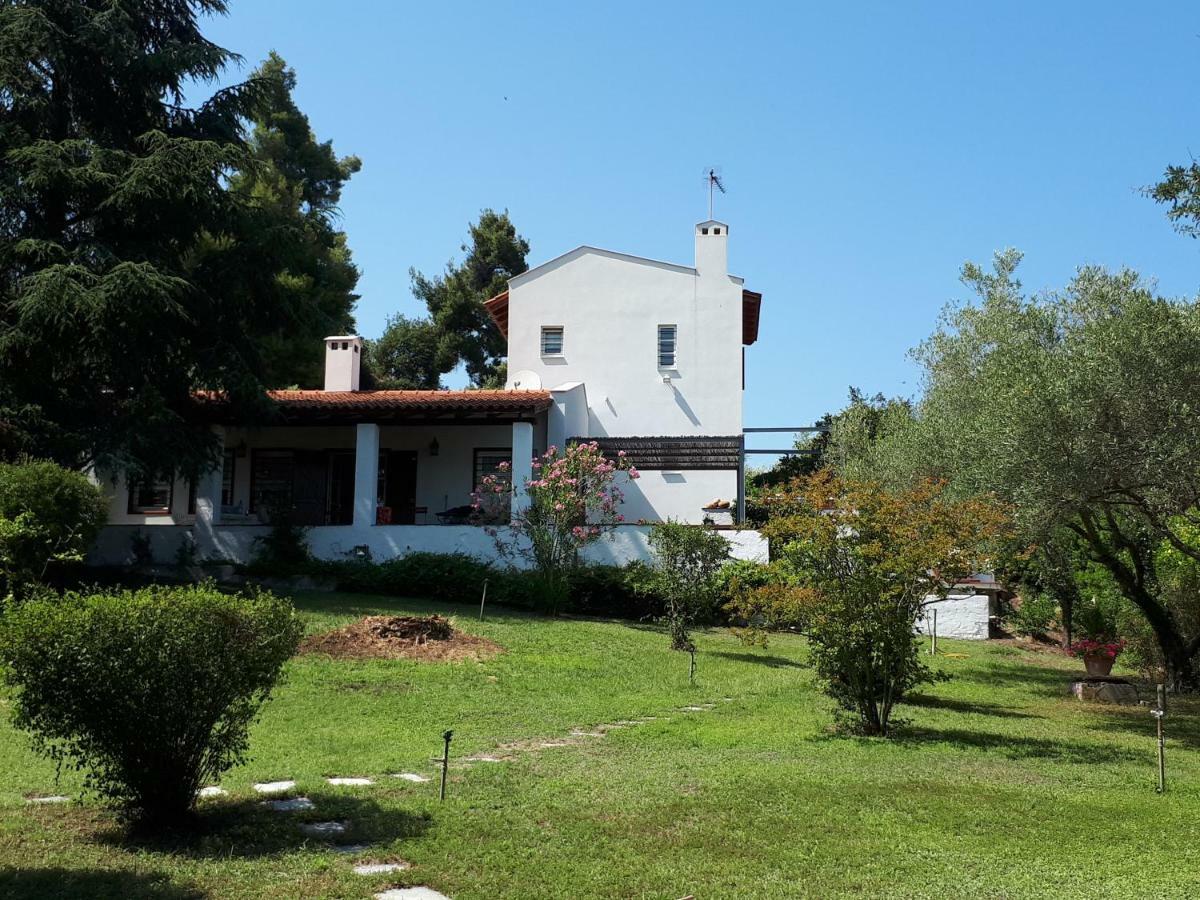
[429,437,440,457]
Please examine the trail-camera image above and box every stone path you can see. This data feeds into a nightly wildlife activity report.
[262,797,314,812]
[355,862,410,875]
[300,820,349,838]
[25,696,725,900]
[253,780,296,794]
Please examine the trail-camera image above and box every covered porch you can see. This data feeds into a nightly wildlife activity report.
[197,389,550,535]
[103,389,552,532]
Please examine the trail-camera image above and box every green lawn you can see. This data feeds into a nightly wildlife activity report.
[1,592,1198,899]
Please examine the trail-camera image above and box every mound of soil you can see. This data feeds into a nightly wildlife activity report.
[301,614,502,662]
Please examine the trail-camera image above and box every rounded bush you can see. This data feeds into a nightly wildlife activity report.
[0,459,107,596]
[0,583,303,825]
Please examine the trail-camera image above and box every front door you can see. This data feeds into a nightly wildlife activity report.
[291,451,328,526]
[385,451,418,524]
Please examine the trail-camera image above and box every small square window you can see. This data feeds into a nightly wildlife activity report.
[541,326,564,356]
[128,475,173,515]
[658,324,677,369]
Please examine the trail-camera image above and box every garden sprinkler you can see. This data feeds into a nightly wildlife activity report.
[479,579,489,622]
[440,729,453,801]
[1153,684,1166,794]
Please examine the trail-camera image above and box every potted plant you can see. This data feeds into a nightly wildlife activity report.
[1066,638,1127,676]
[1067,597,1125,676]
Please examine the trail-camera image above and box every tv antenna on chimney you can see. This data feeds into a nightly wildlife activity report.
[704,167,726,219]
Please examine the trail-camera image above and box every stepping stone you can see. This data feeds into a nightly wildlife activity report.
[327,777,374,786]
[390,773,430,783]
[679,706,708,712]
[300,820,348,838]
[197,786,227,798]
[375,889,451,900]
[253,780,296,794]
[334,843,372,854]
[540,741,570,748]
[26,795,68,805]
[464,755,503,763]
[570,731,603,737]
[355,862,411,875]
[262,797,314,812]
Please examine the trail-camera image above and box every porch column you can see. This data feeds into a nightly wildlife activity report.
[353,423,381,528]
[194,427,224,556]
[510,421,534,520]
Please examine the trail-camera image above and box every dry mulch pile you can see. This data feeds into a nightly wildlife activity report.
[300,614,503,662]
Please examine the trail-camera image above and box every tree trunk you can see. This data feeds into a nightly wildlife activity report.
[1074,516,1200,691]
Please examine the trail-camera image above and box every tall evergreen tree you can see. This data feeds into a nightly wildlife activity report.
[367,314,442,390]
[374,210,525,388]
[232,52,360,388]
[0,2,356,479]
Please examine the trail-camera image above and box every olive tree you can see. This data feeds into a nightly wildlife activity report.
[893,250,1200,688]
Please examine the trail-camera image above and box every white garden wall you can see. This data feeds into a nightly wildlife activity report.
[915,594,993,641]
[88,524,768,569]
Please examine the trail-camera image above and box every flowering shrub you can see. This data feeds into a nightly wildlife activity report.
[473,442,638,613]
[1066,639,1126,660]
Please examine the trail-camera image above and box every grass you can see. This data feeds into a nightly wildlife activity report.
[1,592,1198,898]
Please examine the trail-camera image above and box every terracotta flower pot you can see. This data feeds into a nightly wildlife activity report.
[1084,653,1115,677]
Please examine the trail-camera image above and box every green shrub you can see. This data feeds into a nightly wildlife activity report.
[249,499,312,574]
[648,521,731,650]
[1007,593,1059,639]
[0,460,107,597]
[722,560,807,646]
[566,562,663,620]
[0,583,302,826]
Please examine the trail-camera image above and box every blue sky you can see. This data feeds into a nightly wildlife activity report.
[202,1,1199,447]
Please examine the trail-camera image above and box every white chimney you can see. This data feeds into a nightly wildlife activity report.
[695,219,728,278]
[323,335,362,391]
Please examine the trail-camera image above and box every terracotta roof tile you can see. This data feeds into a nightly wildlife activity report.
[264,389,551,412]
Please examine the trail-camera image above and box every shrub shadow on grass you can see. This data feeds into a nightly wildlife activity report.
[0,867,203,900]
[890,726,1144,764]
[906,693,1042,719]
[707,650,804,669]
[953,661,1077,697]
[100,793,430,861]
[1085,702,1200,750]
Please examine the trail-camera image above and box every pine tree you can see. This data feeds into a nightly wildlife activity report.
[0,2,354,478]
[233,52,361,388]
[399,209,529,388]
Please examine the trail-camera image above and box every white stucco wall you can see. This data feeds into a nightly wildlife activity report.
[505,229,744,438]
[915,594,993,641]
[88,523,769,569]
[504,222,746,525]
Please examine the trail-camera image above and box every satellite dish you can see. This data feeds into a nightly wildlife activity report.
[509,370,542,391]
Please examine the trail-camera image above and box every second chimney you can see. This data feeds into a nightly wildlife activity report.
[695,219,728,278]
[323,335,362,391]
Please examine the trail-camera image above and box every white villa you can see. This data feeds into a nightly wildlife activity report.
[89,219,767,566]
